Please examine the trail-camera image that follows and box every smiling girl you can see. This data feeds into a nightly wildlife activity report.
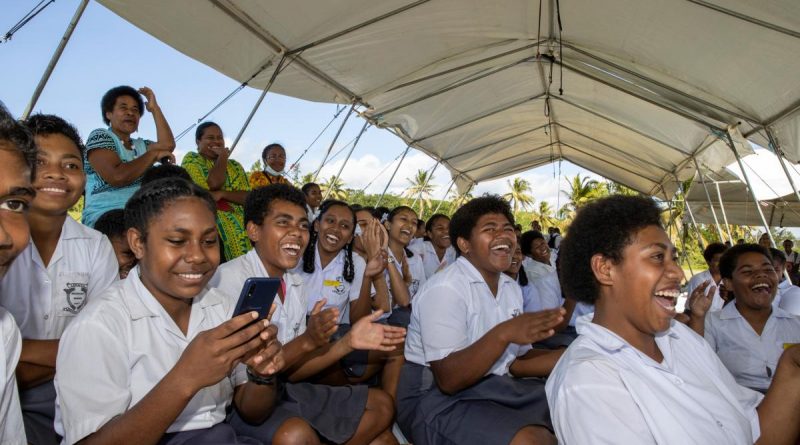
[409,213,455,279]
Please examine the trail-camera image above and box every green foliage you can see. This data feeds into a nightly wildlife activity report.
[249,160,263,174]
[503,177,535,212]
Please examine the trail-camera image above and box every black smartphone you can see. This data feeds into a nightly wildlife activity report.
[232,277,281,321]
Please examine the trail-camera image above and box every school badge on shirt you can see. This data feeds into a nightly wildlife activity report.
[324,276,347,296]
[63,282,88,314]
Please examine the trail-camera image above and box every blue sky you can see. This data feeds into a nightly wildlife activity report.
[3,0,800,220]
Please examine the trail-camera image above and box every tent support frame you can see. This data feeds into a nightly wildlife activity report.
[684,200,705,251]
[765,127,800,206]
[376,145,411,207]
[713,181,734,242]
[726,129,775,247]
[322,120,369,201]
[433,175,458,214]
[693,158,726,242]
[230,53,288,152]
[314,103,356,181]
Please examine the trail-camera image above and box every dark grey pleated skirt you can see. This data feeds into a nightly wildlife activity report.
[158,423,262,444]
[21,380,59,445]
[230,381,368,444]
[396,362,552,445]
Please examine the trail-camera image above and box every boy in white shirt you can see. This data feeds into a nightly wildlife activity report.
[0,103,38,445]
[0,114,117,444]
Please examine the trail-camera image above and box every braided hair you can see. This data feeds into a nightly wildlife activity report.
[302,199,356,283]
[125,177,215,239]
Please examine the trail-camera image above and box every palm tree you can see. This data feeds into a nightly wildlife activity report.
[249,159,263,174]
[503,177,535,212]
[561,174,603,217]
[320,175,348,200]
[532,201,557,229]
[607,181,639,196]
[298,172,315,186]
[404,169,437,217]
[448,185,474,212]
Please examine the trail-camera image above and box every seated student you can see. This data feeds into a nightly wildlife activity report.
[55,178,283,445]
[782,239,799,284]
[699,245,800,393]
[302,182,322,222]
[398,195,565,445]
[504,243,542,313]
[82,86,175,228]
[94,209,136,279]
[0,103,38,445]
[210,184,405,445]
[249,143,291,187]
[0,114,118,445]
[768,248,800,309]
[520,230,563,311]
[407,219,426,252]
[686,242,727,312]
[408,213,456,279]
[182,122,251,261]
[546,195,800,444]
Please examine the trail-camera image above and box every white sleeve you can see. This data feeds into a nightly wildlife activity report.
[349,255,366,303]
[549,359,657,444]
[56,316,132,445]
[416,282,470,363]
[522,284,542,313]
[88,235,120,300]
[703,314,718,350]
[0,309,26,445]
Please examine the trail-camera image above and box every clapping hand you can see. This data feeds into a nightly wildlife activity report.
[347,310,406,351]
[305,299,339,347]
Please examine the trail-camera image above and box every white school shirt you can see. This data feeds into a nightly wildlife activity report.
[295,244,365,323]
[774,278,800,309]
[779,280,800,316]
[520,281,542,313]
[568,301,594,327]
[522,257,563,310]
[0,217,118,339]
[0,308,26,445]
[211,249,308,345]
[546,316,763,445]
[704,303,800,391]
[685,269,724,312]
[405,257,531,376]
[411,240,456,279]
[54,268,246,445]
[373,248,427,321]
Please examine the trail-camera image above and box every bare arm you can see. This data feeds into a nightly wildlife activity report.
[16,363,55,389]
[16,339,58,388]
[138,87,175,152]
[205,149,229,191]
[755,345,800,445]
[386,261,411,307]
[509,348,564,378]
[210,190,249,205]
[232,325,283,425]
[88,149,167,188]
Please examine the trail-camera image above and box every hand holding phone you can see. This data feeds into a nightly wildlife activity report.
[233,278,281,322]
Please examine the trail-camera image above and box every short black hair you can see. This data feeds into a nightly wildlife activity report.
[520,230,545,256]
[425,213,449,232]
[23,114,84,156]
[101,86,144,125]
[141,164,192,185]
[0,103,36,177]
[244,184,307,226]
[195,121,221,142]
[301,182,319,195]
[125,178,215,239]
[719,243,772,279]
[374,206,390,219]
[703,242,728,263]
[770,247,786,264]
[449,195,515,256]
[94,209,126,238]
[559,195,662,304]
[261,143,285,163]
[416,219,426,229]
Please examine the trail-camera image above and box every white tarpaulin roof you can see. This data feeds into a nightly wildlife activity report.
[96,0,800,197]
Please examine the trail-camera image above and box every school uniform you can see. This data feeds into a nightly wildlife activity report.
[686,269,725,312]
[211,249,369,444]
[546,316,763,444]
[398,257,551,445]
[54,268,254,445]
[0,307,26,445]
[374,248,426,325]
[521,257,563,310]
[410,240,456,279]
[704,303,800,392]
[778,279,800,316]
[0,217,117,444]
[294,243,365,323]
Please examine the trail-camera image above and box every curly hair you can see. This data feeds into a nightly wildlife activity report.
[23,113,84,156]
[520,230,545,256]
[301,200,356,282]
[449,195,515,257]
[244,184,307,226]
[101,86,144,125]
[0,103,37,177]
[141,164,192,186]
[125,177,215,239]
[559,195,662,304]
[703,242,728,263]
[719,243,773,280]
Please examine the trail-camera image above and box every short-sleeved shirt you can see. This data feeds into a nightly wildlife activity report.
[54,268,246,444]
[0,217,118,339]
[522,258,563,310]
[295,244,365,324]
[82,128,152,228]
[405,257,531,376]
[409,241,456,279]
[0,308,26,445]
[374,249,427,321]
[546,316,763,444]
[248,171,290,188]
[704,303,800,391]
[210,249,307,345]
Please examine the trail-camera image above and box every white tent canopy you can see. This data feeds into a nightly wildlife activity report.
[96,0,800,197]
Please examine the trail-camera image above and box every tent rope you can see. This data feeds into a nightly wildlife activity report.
[2,0,55,43]
[290,104,348,169]
[361,148,407,191]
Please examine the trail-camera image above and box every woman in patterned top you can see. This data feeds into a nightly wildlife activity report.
[249,143,290,187]
[181,122,251,261]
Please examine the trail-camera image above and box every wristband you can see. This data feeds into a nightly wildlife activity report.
[246,367,276,385]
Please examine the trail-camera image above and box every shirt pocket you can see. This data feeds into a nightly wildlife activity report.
[56,272,90,317]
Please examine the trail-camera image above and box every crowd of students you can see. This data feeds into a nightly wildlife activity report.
[0,85,798,445]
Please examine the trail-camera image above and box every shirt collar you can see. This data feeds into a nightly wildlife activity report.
[246,248,303,287]
[575,314,679,353]
[315,243,344,271]
[720,301,795,320]
[124,266,223,320]
[62,215,93,240]
[456,256,514,288]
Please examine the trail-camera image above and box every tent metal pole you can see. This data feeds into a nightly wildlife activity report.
[230,53,288,153]
[314,103,356,181]
[678,224,695,277]
[322,120,368,201]
[713,181,734,242]
[725,131,776,247]
[433,175,458,214]
[21,0,90,119]
[684,199,706,250]
[411,161,441,215]
[692,158,725,242]
[376,145,411,207]
[765,127,800,205]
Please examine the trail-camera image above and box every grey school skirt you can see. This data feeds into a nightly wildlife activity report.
[396,362,552,445]
[230,381,368,444]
